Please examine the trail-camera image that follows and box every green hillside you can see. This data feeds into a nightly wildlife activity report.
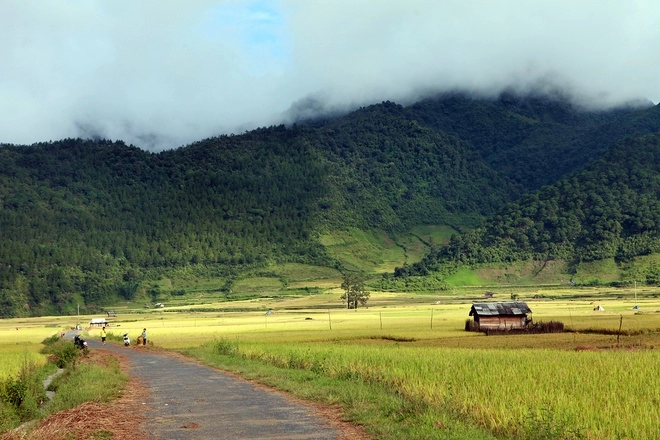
[1,93,659,316]
[407,92,658,189]
[396,134,660,286]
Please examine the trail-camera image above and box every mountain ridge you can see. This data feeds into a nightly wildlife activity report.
[1,92,659,316]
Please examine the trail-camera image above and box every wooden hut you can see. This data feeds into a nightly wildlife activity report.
[469,302,532,330]
[89,318,108,328]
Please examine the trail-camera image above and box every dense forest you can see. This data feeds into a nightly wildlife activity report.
[393,134,660,280]
[1,91,659,316]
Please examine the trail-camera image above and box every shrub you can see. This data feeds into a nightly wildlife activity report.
[0,399,20,433]
[0,362,47,423]
[41,338,81,368]
[213,338,239,356]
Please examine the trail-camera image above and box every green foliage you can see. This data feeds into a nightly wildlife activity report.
[339,274,370,308]
[399,133,660,284]
[524,406,585,440]
[0,360,47,426]
[212,338,239,356]
[41,337,81,368]
[0,398,20,433]
[45,356,127,415]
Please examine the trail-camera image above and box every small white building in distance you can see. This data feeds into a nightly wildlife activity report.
[89,318,108,328]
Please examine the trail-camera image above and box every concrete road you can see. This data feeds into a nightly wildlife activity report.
[79,335,343,440]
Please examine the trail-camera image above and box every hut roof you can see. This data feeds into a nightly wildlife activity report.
[469,302,532,317]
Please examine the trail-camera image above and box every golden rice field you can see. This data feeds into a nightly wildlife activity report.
[2,288,659,438]
[0,316,73,379]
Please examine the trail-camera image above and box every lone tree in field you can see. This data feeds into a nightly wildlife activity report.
[340,274,370,309]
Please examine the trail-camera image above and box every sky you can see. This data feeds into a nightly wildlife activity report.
[2,0,659,151]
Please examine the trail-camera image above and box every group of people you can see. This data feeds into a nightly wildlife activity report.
[100,326,147,346]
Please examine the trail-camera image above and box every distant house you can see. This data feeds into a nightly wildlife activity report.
[469,302,532,330]
[106,311,116,317]
[89,318,108,328]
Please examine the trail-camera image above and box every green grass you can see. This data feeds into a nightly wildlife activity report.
[187,340,660,439]
[185,342,498,440]
[44,355,127,415]
[444,267,484,287]
[409,224,457,246]
[320,226,455,273]
[572,258,621,284]
[233,276,284,294]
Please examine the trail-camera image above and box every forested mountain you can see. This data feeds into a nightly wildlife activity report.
[395,134,660,282]
[406,92,657,189]
[1,92,659,316]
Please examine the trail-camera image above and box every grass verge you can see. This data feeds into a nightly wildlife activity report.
[0,336,128,437]
[182,342,497,440]
[43,354,127,415]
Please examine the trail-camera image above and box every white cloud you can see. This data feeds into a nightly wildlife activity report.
[1,0,659,150]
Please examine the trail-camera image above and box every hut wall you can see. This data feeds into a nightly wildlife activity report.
[476,315,526,330]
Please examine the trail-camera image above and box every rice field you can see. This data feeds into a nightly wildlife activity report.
[2,288,659,438]
[229,341,660,439]
[0,317,73,379]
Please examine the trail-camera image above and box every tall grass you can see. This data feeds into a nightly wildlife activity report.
[44,356,127,415]
[0,348,47,380]
[0,356,51,432]
[219,341,660,439]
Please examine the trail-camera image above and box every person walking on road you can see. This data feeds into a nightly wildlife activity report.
[141,328,147,346]
[101,326,107,345]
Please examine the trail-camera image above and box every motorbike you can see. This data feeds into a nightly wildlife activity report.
[73,334,88,350]
[123,333,131,346]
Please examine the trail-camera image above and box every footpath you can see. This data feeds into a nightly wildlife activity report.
[84,336,360,440]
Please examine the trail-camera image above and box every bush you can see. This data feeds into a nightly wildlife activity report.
[41,334,61,346]
[106,331,125,343]
[213,338,239,356]
[0,399,20,433]
[474,320,565,335]
[0,362,47,424]
[41,338,81,368]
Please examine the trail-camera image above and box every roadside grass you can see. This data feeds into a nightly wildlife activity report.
[184,339,660,440]
[183,343,498,440]
[43,354,127,415]
[0,357,51,432]
[0,325,129,436]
